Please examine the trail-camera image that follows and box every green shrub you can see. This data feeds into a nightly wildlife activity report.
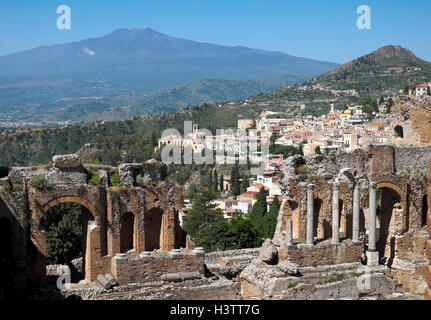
[88,173,101,186]
[110,170,121,186]
[12,184,23,192]
[1,183,22,192]
[32,175,53,190]
[1,183,12,192]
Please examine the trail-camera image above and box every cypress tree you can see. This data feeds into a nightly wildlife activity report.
[230,165,241,198]
[262,196,281,238]
[240,175,249,194]
[250,186,267,226]
[208,168,213,188]
[213,169,218,192]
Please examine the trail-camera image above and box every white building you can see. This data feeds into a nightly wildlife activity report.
[415,84,430,98]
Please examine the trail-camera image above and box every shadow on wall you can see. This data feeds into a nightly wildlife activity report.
[0,197,25,300]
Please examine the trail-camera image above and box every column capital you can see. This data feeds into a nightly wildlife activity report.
[354,179,361,189]
[332,181,340,191]
[370,182,378,190]
[307,184,315,191]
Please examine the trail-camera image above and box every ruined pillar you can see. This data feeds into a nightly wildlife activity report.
[332,182,340,244]
[285,219,293,246]
[368,182,377,251]
[306,184,314,245]
[367,182,379,266]
[352,180,361,242]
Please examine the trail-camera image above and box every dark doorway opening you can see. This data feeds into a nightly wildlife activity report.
[0,218,13,262]
[422,195,428,227]
[145,208,162,251]
[394,126,404,139]
[120,212,134,253]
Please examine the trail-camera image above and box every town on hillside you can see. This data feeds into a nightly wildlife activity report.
[158,81,431,223]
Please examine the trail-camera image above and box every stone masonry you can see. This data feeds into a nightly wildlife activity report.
[0,155,192,297]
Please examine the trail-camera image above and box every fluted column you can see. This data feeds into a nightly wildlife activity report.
[332,182,340,244]
[352,180,361,242]
[306,184,315,245]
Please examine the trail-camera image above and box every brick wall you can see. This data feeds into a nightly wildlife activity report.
[278,240,363,267]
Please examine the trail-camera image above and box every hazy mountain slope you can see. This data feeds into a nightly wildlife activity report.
[0,27,337,77]
[45,73,312,122]
[0,28,337,124]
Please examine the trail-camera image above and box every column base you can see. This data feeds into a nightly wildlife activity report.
[366,251,379,266]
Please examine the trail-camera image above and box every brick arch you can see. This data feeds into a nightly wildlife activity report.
[360,181,406,207]
[375,183,405,262]
[33,195,102,283]
[376,182,405,202]
[42,196,97,218]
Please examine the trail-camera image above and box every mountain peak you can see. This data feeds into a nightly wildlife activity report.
[107,27,161,36]
[366,45,417,61]
[321,45,429,78]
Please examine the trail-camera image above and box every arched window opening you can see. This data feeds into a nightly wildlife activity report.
[394,126,404,139]
[377,187,401,266]
[313,198,324,239]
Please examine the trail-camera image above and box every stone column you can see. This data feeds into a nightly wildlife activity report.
[306,184,315,245]
[285,219,293,246]
[367,182,379,266]
[368,182,377,251]
[352,180,361,242]
[332,182,340,244]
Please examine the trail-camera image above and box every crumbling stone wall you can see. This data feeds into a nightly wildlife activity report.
[111,250,205,285]
[297,145,431,179]
[389,96,431,147]
[276,145,430,295]
[278,240,363,267]
[0,154,187,293]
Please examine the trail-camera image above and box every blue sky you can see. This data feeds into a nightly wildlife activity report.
[0,0,430,63]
